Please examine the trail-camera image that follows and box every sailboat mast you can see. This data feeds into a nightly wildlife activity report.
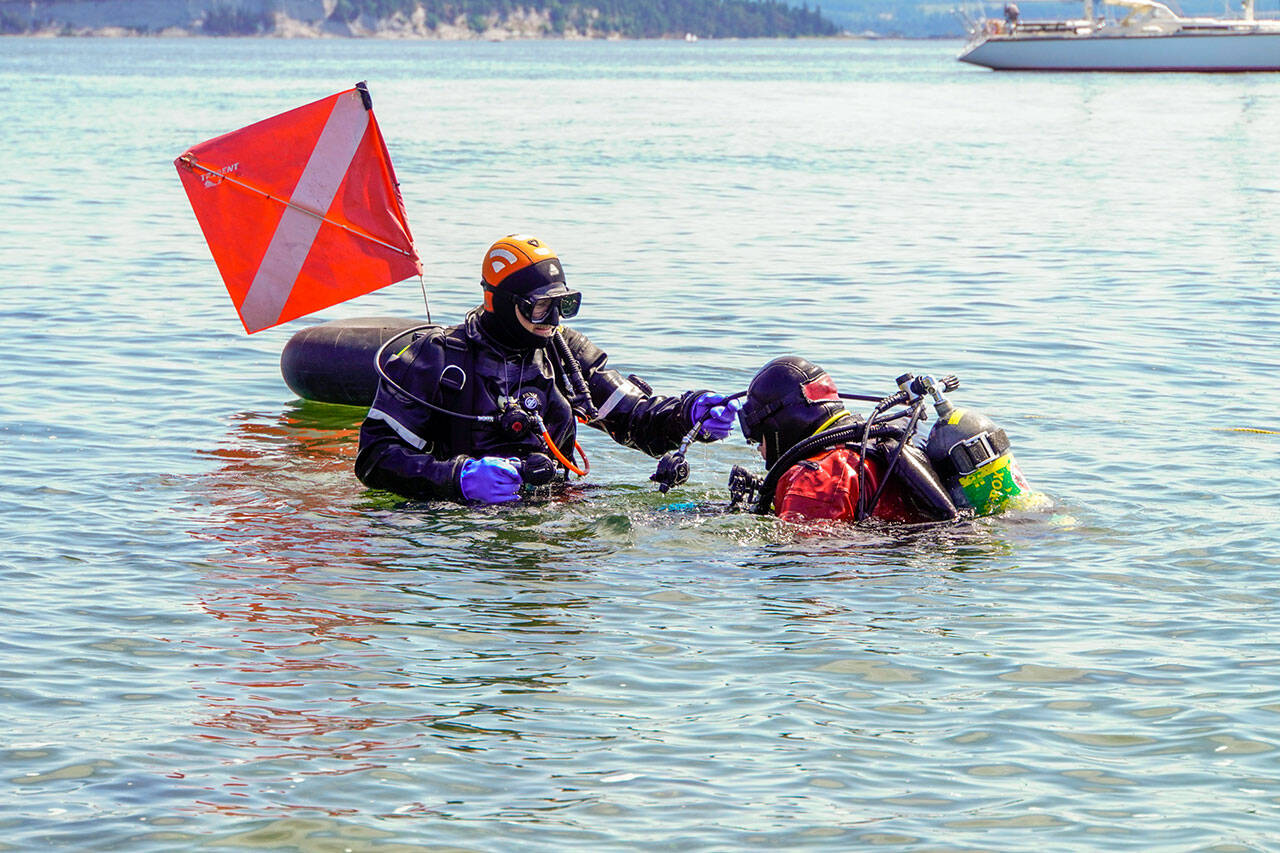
[1084,0,1094,20]
[1244,0,1255,21]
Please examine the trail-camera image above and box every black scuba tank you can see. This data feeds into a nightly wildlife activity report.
[280,316,429,407]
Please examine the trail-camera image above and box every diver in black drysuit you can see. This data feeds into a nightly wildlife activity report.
[355,234,740,504]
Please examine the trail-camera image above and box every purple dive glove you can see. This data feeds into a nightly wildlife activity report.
[459,457,522,504]
[691,392,744,441]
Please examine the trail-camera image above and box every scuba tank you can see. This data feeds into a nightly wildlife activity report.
[924,390,1028,517]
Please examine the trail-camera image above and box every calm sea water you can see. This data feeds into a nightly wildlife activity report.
[3,35,1279,851]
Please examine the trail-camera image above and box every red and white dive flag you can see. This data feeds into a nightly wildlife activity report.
[176,83,421,334]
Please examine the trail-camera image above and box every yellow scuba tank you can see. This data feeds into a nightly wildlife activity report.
[925,404,1029,517]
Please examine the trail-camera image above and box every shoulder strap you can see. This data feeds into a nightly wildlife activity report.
[430,325,482,453]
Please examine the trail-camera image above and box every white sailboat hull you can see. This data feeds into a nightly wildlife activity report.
[960,30,1280,70]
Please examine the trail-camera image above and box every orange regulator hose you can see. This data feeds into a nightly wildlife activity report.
[542,429,590,477]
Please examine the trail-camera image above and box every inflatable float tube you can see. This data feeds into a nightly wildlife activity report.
[280,316,430,407]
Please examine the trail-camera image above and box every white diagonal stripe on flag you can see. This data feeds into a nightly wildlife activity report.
[239,90,369,333]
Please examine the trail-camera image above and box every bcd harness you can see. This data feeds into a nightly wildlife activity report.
[375,322,591,475]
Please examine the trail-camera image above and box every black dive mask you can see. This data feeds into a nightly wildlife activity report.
[519,290,581,325]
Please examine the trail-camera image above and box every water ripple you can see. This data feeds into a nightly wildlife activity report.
[4,35,1280,852]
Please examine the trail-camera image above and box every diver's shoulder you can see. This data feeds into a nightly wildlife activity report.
[391,321,469,368]
[557,324,605,356]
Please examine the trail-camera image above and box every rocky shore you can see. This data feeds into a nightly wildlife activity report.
[2,0,673,37]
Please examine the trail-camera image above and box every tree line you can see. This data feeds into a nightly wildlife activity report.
[311,0,836,37]
[1,0,839,38]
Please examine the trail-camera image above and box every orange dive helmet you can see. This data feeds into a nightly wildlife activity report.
[480,235,581,348]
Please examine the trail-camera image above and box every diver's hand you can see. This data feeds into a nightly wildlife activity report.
[691,392,744,441]
[458,457,522,504]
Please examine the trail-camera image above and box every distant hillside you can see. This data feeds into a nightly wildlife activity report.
[0,0,840,37]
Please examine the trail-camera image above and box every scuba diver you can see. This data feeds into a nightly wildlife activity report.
[730,356,1032,523]
[355,234,742,504]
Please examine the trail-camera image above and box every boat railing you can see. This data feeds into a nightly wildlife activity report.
[1012,19,1094,31]
[970,16,1095,37]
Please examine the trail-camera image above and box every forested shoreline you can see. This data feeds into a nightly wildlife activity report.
[0,0,842,38]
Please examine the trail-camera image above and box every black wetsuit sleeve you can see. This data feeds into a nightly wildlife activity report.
[561,328,706,458]
[354,341,469,502]
[355,414,467,500]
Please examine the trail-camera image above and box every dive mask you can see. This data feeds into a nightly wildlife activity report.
[519,289,581,324]
[738,403,761,444]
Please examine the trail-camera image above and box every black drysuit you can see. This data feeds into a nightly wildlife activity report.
[355,309,706,501]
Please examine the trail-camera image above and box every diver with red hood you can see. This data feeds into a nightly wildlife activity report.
[735,356,1034,523]
[737,356,959,523]
[356,235,741,504]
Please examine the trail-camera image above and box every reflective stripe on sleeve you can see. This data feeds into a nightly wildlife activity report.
[367,407,428,450]
[596,380,642,420]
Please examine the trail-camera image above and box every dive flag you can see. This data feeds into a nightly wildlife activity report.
[176,83,422,334]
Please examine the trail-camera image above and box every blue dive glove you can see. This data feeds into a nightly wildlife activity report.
[691,392,744,441]
[459,457,523,504]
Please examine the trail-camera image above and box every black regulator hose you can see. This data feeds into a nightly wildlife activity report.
[861,399,927,520]
[753,420,907,516]
[855,395,920,521]
[551,329,598,421]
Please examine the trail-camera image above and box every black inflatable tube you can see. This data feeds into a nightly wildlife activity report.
[280,316,431,407]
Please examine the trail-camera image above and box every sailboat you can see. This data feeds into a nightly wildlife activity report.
[959,0,1280,70]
